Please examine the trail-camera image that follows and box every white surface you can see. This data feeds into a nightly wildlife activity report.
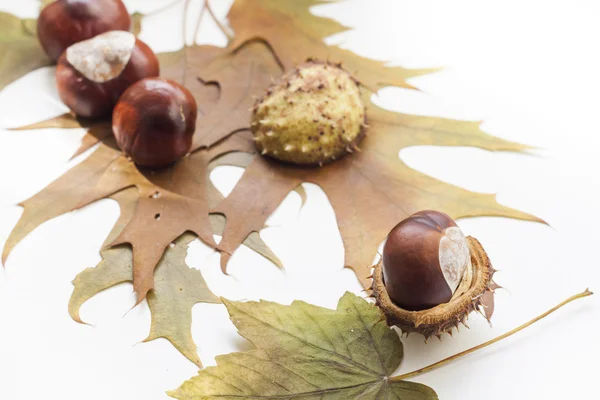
[0,0,598,399]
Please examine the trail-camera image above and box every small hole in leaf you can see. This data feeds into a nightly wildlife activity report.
[169,243,175,248]
[150,191,161,199]
[154,213,161,220]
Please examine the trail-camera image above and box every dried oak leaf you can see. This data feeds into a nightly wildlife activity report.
[192,47,541,285]
[67,147,282,366]
[215,98,542,286]
[170,292,437,400]
[0,12,52,92]
[69,188,220,367]
[9,113,113,159]
[226,0,434,91]
[2,43,277,304]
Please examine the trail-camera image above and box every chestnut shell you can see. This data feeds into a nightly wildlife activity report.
[112,78,198,168]
[372,236,497,339]
[55,38,159,118]
[38,0,131,62]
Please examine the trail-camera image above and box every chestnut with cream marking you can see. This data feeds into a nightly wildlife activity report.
[438,227,471,293]
[66,31,136,83]
[381,210,471,311]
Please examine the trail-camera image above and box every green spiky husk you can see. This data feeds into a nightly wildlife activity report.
[251,60,367,166]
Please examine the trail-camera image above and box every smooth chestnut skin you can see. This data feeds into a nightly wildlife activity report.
[37,0,131,62]
[55,38,159,118]
[113,78,198,168]
[382,210,461,311]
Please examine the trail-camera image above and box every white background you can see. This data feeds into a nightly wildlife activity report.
[0,0,599,399]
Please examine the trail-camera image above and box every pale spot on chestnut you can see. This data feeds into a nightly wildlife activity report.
[438,226,471,293]
[382,210,471,311]
[66,31,136,83]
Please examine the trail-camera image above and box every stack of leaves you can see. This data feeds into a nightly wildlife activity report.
[0,0,540,365]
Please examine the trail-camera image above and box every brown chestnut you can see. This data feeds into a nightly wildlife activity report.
[113,78,198,168]
[382,210,471,311]
[55,31,159,118]
[37,0,131,62]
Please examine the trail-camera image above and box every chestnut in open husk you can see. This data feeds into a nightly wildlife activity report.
[371,210,498,339]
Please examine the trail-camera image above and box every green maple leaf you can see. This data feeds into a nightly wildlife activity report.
[170,292,438,399]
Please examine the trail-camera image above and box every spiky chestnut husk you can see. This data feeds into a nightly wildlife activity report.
[251,60,366,166]
[371,236,498,340]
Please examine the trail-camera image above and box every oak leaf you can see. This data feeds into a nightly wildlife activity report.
[1,0,543,366]
[68,165,281,366]
[170,292,438,399]
[226,0,434,91]
[0,12,52,92]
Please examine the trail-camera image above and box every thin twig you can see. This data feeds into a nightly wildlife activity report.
[183,0,192,46]
[193,0,209,45]
[392,289,593,381]
[205,0,234,42]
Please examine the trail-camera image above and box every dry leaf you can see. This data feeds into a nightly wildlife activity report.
[1,0,542,353]
[0,12,52,91]
[170,292,438,399]
[69,189,220,367]
[9,113,113,159]
[209,67,541,286]
[227,0,434,90]
[69,180,279,366]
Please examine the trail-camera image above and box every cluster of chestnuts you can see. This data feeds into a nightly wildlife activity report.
[39,0,197,167]
[371,210,497,339]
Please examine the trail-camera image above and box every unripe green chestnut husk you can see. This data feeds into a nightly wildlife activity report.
[370,210,499,340]
[251,60,367,166]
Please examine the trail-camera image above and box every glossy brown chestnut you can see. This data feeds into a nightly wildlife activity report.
[55,32,159,118]
[382,210,471,311]
[37,0,131,62]
[113,78,198,168]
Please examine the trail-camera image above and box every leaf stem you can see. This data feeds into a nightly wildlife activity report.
[192,1,209,45]
[392,289,593,381]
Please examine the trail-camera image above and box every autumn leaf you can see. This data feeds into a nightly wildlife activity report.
[8,113,113,159]
[195,2,543,286]
[1,0,543,362]
[170,292,438,400]
[69,189,219,367]
[211,71,541,287]
[0,12,52,92]
[226,0,434,91]
[68,181,280,366]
